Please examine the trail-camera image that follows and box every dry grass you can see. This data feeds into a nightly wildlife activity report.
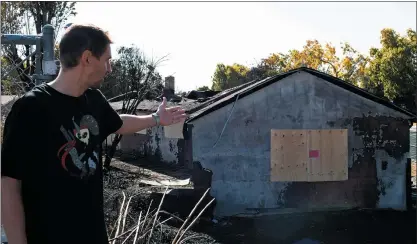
[412,162,416,177]
[107,187,215,244]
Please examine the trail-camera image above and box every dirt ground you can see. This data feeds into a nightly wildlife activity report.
[103,158,417,244]
[202,209,416,244]
[103,159,218,244]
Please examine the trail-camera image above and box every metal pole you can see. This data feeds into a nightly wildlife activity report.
[35,37,42,85]
[41,24,56,77]
[1,34,39,45]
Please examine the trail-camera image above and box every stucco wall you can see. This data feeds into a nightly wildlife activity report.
[190,71,412,217]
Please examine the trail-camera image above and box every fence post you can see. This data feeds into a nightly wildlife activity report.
[41,24,57,76]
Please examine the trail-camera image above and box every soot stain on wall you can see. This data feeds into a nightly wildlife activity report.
[352,115,410,160]
[281,115,410,209]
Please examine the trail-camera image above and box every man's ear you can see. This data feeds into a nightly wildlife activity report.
[80,50,93,66]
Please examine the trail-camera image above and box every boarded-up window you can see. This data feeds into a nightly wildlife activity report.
[270,129,348,182]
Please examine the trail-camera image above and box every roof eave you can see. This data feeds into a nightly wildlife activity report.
[186,67,416,123]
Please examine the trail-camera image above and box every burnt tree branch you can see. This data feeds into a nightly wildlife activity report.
[102,49,166,171]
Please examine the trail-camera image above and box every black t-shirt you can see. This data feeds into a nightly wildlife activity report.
[1,83,123,244]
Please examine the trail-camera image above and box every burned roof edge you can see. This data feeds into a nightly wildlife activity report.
[186,70,297,122]
[187,67,416,123]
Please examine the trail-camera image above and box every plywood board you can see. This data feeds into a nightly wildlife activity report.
[271,130,308,181]
[271,129,348,182]
[330,129,348,180]
[164,120,185,139]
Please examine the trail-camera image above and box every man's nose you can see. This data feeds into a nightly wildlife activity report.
[106,63,112,74]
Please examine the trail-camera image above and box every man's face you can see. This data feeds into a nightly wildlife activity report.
[85,45,112,88]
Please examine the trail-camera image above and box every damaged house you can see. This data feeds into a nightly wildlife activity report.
[109,67,416,217]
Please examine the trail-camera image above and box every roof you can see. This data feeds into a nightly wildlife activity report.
[109,67,416,122]
[110,98,202,113]
[186,67,416,122]
[185,90,221,100]
[110,77,267,114]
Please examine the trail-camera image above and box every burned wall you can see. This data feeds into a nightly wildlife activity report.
[105,124,184,165]
[142,126,185,164]
[191,71,413,217]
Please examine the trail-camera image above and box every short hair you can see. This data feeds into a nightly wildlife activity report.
[59,24,112,69]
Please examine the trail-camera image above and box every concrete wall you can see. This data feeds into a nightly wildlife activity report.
[105,112,184,165]
[190,71,412,217]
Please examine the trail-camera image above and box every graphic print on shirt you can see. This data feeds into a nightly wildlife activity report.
[57,115,100,178]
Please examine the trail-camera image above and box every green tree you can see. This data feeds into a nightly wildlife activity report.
[17,1,77,35]
[366,28,417,113]
[257,40,369,86]
[209,28,416,113]
[211,63,250,91]
[1,2,25,34]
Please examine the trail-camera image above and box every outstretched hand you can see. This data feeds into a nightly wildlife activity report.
[156,97,187,126]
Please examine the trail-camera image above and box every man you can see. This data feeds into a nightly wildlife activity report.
[1,24,187,244]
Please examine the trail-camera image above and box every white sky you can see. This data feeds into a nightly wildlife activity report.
[67,1,416,92]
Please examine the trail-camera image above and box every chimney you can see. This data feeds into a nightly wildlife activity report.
[162,76,176,100]
[164,76,175,93]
